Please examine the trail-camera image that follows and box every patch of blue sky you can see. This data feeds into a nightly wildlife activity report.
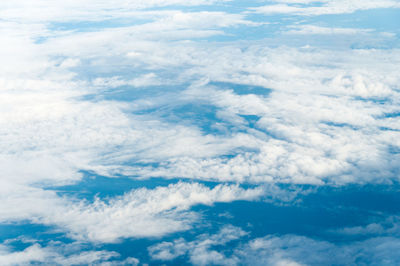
[210,82,272,96]
[48,18,153,32]
[0,223,72,251]
[388,145,400,154]
[133,102,261,135]
[321,121,360,130]
[90,82,270,134]
[289,30,393,49]
[122,97,226,134]
[48,176,181,202]
[68,60,184,86]
[383,111,400,118]
[241,9,400,49]
[43,170,257,202]
[102,238,160,264]
[379,126,400,132]
[214,148,262,161]
[201,13,316,43]
[33,36,49,44]
[141,0,262,13]
[203,24,279,42]
[238,114,261,129]
[6,183,400,264]
[216,188,390,243]
[352,96,391,103]
[33,18,153,43]
[67,63,148,81]
[143,183,400,263]
[83,84,186,102]
[349,40,399,50]
[161,102,223,132]
[46,174,400,239]
[304,8,400,33]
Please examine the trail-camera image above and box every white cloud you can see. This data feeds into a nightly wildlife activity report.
[150,230,400,265]
[236,234,400,265]
[0,182,263,243]
[335,215,400,236]
[250,0,400,16]
[273,0,319,3]
[3,18,399,187]
[0,0,233,22]
[92,73,160,88]
[1,13,400,189]
[149,225,246,265]
[0,244,51,266]
[1,1,400,259]
[285,25,374,35]
[119,68,400,184]
[53,182,263,242]
[0,243,138,266]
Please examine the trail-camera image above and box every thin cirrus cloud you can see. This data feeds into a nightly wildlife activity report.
[250,0,400,16]
[0,0,233,22]
[284,25,374,35]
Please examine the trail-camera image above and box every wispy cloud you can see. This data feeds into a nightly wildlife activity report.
[250,0,400,16]
[285,25,374,35]
[0,182,263,242]
[0,243,138,265]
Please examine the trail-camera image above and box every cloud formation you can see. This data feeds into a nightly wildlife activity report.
[0,243,138,266]
[150,228,400,265]
[251,0,400,16]
[1,0,399,264]
[0,182,263,243]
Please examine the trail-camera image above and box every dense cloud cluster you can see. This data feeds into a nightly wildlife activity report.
[0,0,399,265]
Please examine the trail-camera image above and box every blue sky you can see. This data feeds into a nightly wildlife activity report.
[0,0,400,265]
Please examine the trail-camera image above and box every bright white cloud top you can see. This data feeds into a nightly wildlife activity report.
[0,0,399,265]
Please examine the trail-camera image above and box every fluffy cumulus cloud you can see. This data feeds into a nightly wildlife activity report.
[4,18,398,187]
[0,243,139,266]
[0,182,263,243]
[149,227,400,265]
[112,47,400,185]
[238,234,400,265]
[149,225,247,265]
[1,0,400,264]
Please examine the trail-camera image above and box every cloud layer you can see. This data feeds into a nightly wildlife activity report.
[1,0,399,265]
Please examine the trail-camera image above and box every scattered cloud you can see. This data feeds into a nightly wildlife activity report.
[150,229,400,265]
[1,1,399,264]
[0,0,233,22]
[149,225,246,265]
[237,234,400,265]
[250,0,400,16]
[285,25,374,35]
[0,182,263,243]
[0,243,138,266]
